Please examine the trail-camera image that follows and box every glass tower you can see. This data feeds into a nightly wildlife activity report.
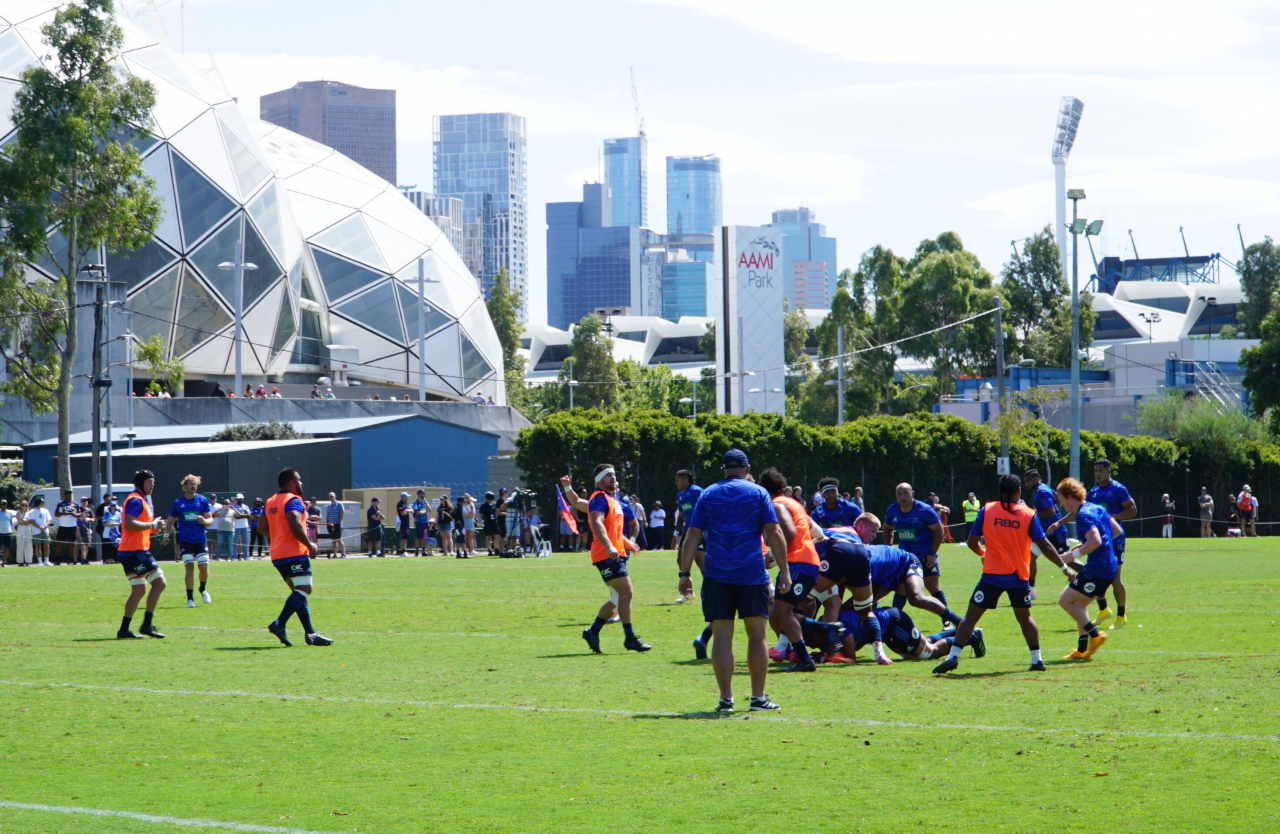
[433,113,528,318]
[666,155,721,235]
[767,207,837,309]
[603,136,647,228]
[546,183,644,330]
[662,259,714,320]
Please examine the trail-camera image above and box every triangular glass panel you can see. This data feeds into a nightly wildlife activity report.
[312,214,387,271]
[141,146,181,250]
[246,182,285,263]
[335,280,404,344]
[123,46,194,96]
[172,151,235,247]
[292,307,326,365]
[142,73,211,139]
[218,112,271,199]
[394,255,456,316]
[364,215,426,272]
[107,236,178,290]
[419,324,462,395]
[0,27,37,78]
[285,193,353,238]
[395,280,453,343]
[34,226,69,278]
[460,332,495,391]
[312,246,382,303]
[242,218,285,309]
[125,263,180,346]
[190,216,282,311]
[173,267,231,356]
[111,123,160,157]
[270,289,297,364]
[294,261,310,302]
[169,110,238,202]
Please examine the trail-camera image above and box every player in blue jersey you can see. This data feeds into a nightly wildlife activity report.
[1054,478,1122,660]
[1023,469,1065,600]
[810,478,861,529]
[882,483,953,628]
[672,470,703,555]
[1048,459,1137,629]
[412,490,431,556]
[806,605,972,662]
[166,474,214,608]
[811,518,892,665]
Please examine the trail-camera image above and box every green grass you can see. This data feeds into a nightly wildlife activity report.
[0,539,1278,833]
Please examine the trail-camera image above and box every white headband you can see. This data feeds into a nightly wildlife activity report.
[595,467,615,484]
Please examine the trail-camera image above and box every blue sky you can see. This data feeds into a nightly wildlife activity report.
[191,0,1280,323]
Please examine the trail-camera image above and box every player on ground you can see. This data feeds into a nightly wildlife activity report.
[1048,459,1136,629]
[810,477,861,529]
[883,483,953,628]
[759,467,831,672]
[934,474,1072,675]
[1054,478,1120,661]
[815,604,971,662]
[577,464,651,654]
[809,515,892,665]
[678,449,786,712]
[1022,469,1066,601]
[261,468,332,647]
[167,474,213,607]
[116,470,169,639]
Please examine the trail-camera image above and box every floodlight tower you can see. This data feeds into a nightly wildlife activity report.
[1052,97,1084,283]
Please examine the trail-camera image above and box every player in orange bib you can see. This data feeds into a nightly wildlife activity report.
[577,463,650,654]
[116,470,170,639]
[934,474,1072,675]
[259,468,331,647]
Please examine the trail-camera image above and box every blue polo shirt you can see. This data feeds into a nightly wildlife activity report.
[811,496,861,529]
[884,499,940,558]
[1075,501,1118,579]
[686,478,777,585]
[169,494,211,544]
[412,500,430,526]
[1088,480,1132,547]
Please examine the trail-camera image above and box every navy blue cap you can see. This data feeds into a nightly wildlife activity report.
[721,448,749,468]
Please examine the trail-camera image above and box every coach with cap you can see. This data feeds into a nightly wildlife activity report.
[678,448,788,714]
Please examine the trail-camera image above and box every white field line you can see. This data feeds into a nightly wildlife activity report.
[1,680,1276,744]
[0,801,334,834]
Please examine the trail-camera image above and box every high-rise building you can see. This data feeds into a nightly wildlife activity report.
[662,256,715,320]
[401,189,464,255]
[666,155,721,235]
[259,80,396,183]
[766,207,837,309]
[433,113,528,318]
[546,182,653,330]
[603,136,647,228]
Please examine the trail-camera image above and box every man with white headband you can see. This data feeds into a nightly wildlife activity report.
[577,463,650,654]
[810,477,860,529]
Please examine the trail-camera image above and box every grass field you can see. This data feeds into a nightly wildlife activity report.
[0,538,1277,833]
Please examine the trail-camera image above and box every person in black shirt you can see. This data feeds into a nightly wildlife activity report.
[365,497,384,557]
[211,382,226,398]
[480,493,500,555]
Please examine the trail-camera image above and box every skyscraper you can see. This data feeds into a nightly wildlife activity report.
[666,155,721,235]
[546,183,652,330]
[401,189,465,255]
[766,207,838,310]
[259,80,396,183]
[433,113,528,317]
[603,136,647,228]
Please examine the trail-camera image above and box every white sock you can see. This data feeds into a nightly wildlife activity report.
[775,635,790,651]
[947,645,962,660]
[1030,649,1042,663]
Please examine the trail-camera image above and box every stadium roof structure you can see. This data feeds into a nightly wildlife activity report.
[0,1,502,402]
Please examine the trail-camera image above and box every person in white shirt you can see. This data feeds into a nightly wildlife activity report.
[231,494,251,560]
[14,499,34,565]
[205,494,224,559]
[214,496,236,560]
[648,501,667,550]
[0,499,14,566]
[26,497,52,565]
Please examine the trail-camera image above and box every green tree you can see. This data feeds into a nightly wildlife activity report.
[1240,297,1280,422]
[1001,226,1062,343]
[699,321,715,362]
[486,267,525,378]
[783,298,809,368]
[616,359,672,411]
[209,419,312,442]
[0,0,161,490]
[1136,390,1273,495]
[560,314,618,410]
[1238,237,1280,337]
[135,334,184,395]
[1020,291,1097,369]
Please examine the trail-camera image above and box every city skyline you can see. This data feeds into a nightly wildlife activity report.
[195,0,1280,327]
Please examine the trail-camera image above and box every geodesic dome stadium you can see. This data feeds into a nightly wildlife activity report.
[0,0,503,402]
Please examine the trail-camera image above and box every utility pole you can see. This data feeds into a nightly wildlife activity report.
[89,279,104,509]
[417,256,427,402]
[218,227,257,399]
[1069,191,1085,485]
[994,295,1009,475]
[836,325,845,426]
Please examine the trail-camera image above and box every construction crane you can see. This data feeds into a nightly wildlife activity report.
[630,66,646,137]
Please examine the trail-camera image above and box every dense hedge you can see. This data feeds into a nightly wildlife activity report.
[516,410,1277,537]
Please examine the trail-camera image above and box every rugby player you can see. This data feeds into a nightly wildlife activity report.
[671,469,702,555]
[678,449,786,712]
[560,474,640,629]
[577,464,651,654]
[809,514,892,665]
[1048,459,1136,629]
[758,467,830,672]
[1023,469,1066,601]
[166,474,213,607]
[810,478,861,529]
[1054,478,1121,660]
[934,474,1071,675]
[261,468,332,647]
[115,470,169,639]
[883,483,953,627]
[813,604,975,662]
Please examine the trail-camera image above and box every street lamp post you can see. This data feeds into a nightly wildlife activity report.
[1067,192,1103,484]
[994,294,1009,474]
[218,227,257,399]
[416,255,441,402]
[1052,97,1084,298]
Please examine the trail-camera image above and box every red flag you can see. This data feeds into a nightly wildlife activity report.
[557,485,578,535]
